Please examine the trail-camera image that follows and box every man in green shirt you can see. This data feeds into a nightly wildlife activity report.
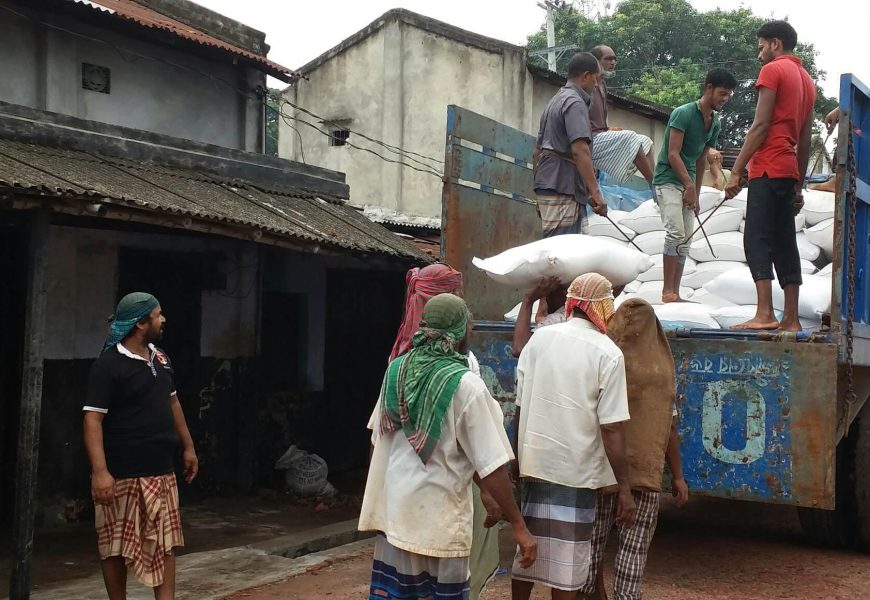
[653,69,737,302]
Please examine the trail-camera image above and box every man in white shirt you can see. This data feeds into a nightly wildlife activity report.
[360,293,536,600]
[511,273,636,600]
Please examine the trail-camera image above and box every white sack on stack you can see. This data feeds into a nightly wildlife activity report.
[633,231,667,255]
[619,200,664,234]
[689,288,738,308]
[681,261,747,289]
[805,218,835,259]
[796,232,822,262]
[696,206,743,236]
[636,255,698,283]
[586,210,635,240]
[802,189,835,226]
[689,231,746,262]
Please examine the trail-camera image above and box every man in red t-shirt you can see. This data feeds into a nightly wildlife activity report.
[725,20,816,332]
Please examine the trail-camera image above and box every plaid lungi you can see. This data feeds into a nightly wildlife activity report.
[369,535,470,599]
[579,489,660,600]
[535,193,589,237]
[511,478,597,591]
[592,130,654,185]
[95,473,184,588]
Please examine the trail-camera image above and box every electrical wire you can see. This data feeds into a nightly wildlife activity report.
[274,94,444,168]
[288,114,443,179]
[1,3,443,180]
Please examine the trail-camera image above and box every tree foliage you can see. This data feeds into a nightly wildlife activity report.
[527,0,838,147]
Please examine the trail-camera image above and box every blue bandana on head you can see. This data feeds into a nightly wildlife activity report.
[102,292,159,352]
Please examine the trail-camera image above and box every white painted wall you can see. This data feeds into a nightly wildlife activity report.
[280,18,668,220]
[0,6,263,152]
[43,226,260,360]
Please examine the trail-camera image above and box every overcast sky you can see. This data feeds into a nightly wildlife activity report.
[194,0,863,98]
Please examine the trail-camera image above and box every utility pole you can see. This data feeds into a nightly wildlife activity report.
[544,3,556,71]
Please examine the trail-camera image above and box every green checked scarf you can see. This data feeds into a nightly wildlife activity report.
[379,294,471,463]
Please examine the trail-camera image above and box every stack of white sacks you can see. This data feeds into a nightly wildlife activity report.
[586,186,836,330]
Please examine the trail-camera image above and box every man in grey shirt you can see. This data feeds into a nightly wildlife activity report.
[534,52,608,237]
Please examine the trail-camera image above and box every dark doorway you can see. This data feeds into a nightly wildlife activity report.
[116,248,203,397]
[0,215,27,525]
[322,268,405,473]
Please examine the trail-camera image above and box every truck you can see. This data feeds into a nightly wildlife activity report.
[440,73,870,548]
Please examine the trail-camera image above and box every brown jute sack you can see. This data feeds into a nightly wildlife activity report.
[607,298,676,492]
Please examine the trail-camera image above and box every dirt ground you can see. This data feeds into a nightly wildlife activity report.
[0,491,361,593]
[225,495,870,599]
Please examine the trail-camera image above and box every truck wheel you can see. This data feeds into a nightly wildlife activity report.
[797,434,858,549]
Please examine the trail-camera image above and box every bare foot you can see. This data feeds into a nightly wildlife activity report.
[777,318,802,332]
[662,293,688,303]
[729,317,780,330]
[809,179,836,193]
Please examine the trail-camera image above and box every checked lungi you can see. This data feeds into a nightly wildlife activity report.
[592,130,653,185]
[511,478,597,591]
[579,489,660,600]
[95,473,184,588]
[369,535,471,600]
[536,193,589,237]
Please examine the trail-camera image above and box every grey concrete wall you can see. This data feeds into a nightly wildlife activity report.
[43,226,260,360]
[280,19,667,220]
[0,5,264,152]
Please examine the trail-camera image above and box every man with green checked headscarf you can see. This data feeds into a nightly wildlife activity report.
[83,292,198,598]
[360,294,537,600]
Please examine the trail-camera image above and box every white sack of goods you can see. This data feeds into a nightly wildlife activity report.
[805,218,835,260]
[624,280,642,294]
[818,263,833,277]
[681,260,747,289]
[696,206,743,236]
[587,210,635,240]
[633,230,667,255]
[619,200,664,235]
[636,255,698,283]
[801,259,817,274]
[723,187,748,215]
[703,267,832,320]
[689,231,746,262]
[802,189,835,226]
[689,288,738,308]
[698,186,726,213]
[654,303,720,329]
[472,234,654,288]
[636,281,694,305]
[796,232,822,262]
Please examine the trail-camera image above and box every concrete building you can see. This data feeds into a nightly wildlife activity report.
[0,4,428,591]
[279,9,671,225]
[0,0,291,152]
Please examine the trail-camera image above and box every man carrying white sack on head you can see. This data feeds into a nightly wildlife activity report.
[652,68,737,303]
[512,273,635,600]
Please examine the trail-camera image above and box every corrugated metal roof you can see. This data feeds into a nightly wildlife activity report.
[0,139,427,261]
[70,0,295,80]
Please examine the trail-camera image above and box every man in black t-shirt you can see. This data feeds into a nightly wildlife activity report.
[83,292,197,597]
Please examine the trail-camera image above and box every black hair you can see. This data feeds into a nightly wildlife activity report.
[567,52,601,79]
[758,20,798,51]
[704,68,738,90]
